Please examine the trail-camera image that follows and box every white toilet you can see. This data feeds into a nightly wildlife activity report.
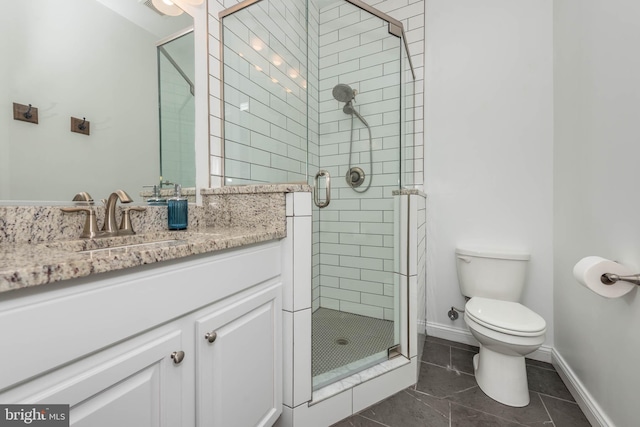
[455,247,546,407]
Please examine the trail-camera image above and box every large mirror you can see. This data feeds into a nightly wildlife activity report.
[0,0,195,202]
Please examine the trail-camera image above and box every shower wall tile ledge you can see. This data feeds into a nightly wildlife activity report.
[0,184,304,293]
[392,189,427,198]
[200,183,311,194]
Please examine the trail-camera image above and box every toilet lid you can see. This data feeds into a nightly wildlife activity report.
[466,297,546,335]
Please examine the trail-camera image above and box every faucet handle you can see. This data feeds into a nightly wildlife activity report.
[118,206,146,236]
[61,207,103,239]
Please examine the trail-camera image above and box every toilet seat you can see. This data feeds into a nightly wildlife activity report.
[465,297,546,337]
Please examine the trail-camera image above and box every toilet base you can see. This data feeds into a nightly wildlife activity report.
[473,347,530,407]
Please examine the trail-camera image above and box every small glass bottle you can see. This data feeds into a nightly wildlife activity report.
[168,184,188,230]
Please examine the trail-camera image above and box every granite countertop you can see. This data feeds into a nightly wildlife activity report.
[0,226,284,294]
[0,184,313,295]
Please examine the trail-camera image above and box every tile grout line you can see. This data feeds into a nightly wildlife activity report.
[446,400,542,427]
[536,391,579,405]
[537,392,558,427]
[357,413,392,427]
[401,389,450,420]
[418,359,476,379]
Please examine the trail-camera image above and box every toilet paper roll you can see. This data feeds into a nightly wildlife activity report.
[573,256,635,298]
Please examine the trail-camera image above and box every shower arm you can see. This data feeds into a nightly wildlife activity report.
[344,101,369,127]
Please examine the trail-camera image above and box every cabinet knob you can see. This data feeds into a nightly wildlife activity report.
[205,331,217,343]
[171,351,185,364]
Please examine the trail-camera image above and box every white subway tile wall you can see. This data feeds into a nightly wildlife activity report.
[220,0,309,185]
[317,0,400,319]
[209,0,425,316]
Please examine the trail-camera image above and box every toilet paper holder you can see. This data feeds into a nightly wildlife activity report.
[601,273,640,286]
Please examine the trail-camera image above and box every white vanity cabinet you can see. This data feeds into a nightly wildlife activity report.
[0,241,283,427]
[0,326,186,427]
[195,282,282,427]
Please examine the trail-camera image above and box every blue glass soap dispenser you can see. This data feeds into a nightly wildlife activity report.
[168,184,188,230]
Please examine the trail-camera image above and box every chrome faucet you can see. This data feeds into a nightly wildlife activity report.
[102,190,133,236]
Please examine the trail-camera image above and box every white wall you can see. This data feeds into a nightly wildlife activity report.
[424,0,555,348]
[1,0,161,201]
[554,0,640,425]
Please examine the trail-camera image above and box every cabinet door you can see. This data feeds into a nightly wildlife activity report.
[4,328,184,427]
[196,282,282,427]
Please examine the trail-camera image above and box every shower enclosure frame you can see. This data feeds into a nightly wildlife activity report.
[217,1,420,425]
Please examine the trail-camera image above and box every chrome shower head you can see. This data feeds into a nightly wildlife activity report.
[332,83,356,103]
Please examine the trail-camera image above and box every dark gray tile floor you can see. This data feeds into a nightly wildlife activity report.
[331,336,592,427]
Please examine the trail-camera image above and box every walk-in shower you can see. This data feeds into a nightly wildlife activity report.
[219,0,416,396]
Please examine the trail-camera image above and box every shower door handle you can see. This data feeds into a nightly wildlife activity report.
[314,170,331,208]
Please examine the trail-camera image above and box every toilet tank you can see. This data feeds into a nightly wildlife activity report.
[455,247,530,302]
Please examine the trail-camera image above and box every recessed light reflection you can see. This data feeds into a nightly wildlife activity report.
[251,38,264,51]
[289,70,298,79]
[285,88,292,93]
[255,65,263,72]
[271,78,279,83]
[238,52,244,57]
[272,56,282,66]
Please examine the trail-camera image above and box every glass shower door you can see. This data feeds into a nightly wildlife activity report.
[310,0,404,389]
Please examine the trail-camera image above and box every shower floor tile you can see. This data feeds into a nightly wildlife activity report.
[312,308,395,378]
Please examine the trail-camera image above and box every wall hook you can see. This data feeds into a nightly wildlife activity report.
[71,116,90,135]
[13,102,39,124]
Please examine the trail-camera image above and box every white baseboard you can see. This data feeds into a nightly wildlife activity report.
[552,349,612,427]
[425,321,553,363]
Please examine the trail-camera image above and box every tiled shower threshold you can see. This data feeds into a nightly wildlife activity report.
[311,355,410,405]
